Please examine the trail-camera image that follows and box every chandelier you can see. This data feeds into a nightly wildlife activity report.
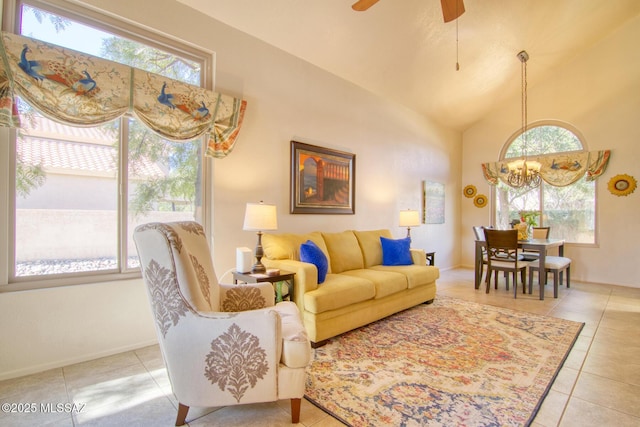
[506,51,541,189]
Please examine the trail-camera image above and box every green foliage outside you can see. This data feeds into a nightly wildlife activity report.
[496,125,595,243]
[100,37,203,217]
[16,5,202,217]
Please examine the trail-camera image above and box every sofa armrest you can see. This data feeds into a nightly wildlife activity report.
[410,248,427,265]
[263,258,318,312]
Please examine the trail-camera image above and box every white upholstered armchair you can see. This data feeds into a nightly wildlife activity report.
[133,221,311,425]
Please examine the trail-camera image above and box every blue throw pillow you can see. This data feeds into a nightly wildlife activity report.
[380,236,413,266]
[300,240,328,284]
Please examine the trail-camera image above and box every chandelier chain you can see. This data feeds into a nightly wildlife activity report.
[505,50,541,189]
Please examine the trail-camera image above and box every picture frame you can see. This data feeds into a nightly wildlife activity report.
[422,180,445,224]
[290,141,355,214]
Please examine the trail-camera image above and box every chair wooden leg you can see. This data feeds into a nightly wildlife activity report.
[291,398,301,423]
[528,267,534,294]
[553,270,559,298]
[175,403,189,426]
[486,271,491,293]
[566,266,571,288]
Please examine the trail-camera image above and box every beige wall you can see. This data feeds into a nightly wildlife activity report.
[0,0,461,379]
[461,14,640,287]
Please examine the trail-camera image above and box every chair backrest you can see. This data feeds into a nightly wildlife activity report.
[473,226,485,241]
[473,225,493,241]
[134,221,221,315]
[484,229,520,264]
[532,227,550,239]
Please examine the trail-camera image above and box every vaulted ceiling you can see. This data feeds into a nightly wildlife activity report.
[176,0,640,131]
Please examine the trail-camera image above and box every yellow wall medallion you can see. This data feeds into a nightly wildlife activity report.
[463,185,477,198]
[474,194,487,208]
[608,174,637,197]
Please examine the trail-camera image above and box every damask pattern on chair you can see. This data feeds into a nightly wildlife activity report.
[222,287,267,312]
[204,324,269,402]
[179,221,206,236]
[145,259,189,337]
[189,253,212,309]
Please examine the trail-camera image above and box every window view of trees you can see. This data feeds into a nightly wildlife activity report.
[495,124,595,244]
[14,3,206,278]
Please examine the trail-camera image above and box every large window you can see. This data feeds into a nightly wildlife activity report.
[8,0,211,286]
[494,123,596,244]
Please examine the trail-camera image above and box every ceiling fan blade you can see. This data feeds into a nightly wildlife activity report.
[441,0,465,22]
[352,0,380,12]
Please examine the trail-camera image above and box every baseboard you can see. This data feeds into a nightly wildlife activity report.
[0,338,159,381]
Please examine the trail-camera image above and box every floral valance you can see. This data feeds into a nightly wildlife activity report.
[482,150,611,187]
[0,32,246,158]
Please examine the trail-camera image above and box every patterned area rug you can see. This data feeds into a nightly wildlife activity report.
[304,297,583,427]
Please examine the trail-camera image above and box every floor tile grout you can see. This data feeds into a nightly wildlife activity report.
[1,268,638,426]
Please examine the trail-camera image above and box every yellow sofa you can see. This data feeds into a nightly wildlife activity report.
[262,229,439,347]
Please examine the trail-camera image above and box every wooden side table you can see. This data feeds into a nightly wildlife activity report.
[232,270,295,302]
[425,251,435,266]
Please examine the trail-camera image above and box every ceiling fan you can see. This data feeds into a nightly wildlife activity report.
[352,0,465,23]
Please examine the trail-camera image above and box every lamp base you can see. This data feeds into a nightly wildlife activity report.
[251,262,266,274]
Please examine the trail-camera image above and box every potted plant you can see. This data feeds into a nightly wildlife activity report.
[518,210,540,239]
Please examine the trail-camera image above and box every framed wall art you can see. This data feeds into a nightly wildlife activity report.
[290,141,355,214]
[422,180,445,224]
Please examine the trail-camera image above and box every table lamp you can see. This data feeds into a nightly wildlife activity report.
[399,209,420,238]
[243,201,278,273]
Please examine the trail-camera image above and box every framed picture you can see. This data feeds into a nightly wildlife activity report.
[422,181,445,224]
[290,141,355,214]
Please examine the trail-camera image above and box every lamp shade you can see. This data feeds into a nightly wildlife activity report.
[399,209,420,227]
[243,202,278,231]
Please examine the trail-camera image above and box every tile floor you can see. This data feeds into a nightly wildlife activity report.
[1,267,639,426]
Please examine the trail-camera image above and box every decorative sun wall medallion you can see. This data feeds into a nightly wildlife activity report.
[474,194,488,208]
[608,174,637,197]
[463,185,477,198]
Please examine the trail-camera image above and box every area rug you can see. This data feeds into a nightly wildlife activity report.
[304,297,583,427]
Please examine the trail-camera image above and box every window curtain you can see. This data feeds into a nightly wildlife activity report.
[481,150,611,187]
[0,32,246,158]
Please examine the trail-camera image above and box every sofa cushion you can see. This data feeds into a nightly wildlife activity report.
[300,240,328,284]
[341,269,408,299]
[303,274,375,314]
[263,232,330,269]
[322,231,364,273]
[380,236,413,266]
[370,264,440,289]
[354,229,393,268]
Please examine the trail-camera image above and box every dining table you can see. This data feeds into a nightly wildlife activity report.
[474,238,565,300]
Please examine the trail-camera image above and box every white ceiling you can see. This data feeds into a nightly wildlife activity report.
[176,0,640,131]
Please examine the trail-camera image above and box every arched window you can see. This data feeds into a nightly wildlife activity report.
[494,121,596,245]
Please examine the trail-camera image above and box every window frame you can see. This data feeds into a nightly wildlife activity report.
[492,119,598,248]
[1,0,215,291]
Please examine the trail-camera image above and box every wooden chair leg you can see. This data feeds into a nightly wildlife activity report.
[553,270,559,298]
[291,398,301,424]
[528,267,534,294]
[566,266,571,288]
[486,270,491,293]
[175,403,189,426]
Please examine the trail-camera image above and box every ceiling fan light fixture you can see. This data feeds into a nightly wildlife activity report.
[441,0,465,23]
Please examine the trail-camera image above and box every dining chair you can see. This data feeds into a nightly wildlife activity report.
[483,229,527,297]
[528,255,571,299]
[472,226,489,285]
[521,227,551,261]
